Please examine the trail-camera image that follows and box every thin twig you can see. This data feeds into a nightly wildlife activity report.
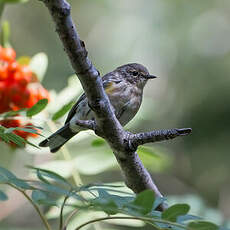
[7,183,52,230]
[59,194,70,230]
[63,208,79,230]
[74,216,189,230]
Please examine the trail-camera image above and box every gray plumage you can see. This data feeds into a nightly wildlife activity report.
[39,63,156,152]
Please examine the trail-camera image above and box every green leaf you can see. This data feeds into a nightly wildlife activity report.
[162,203,190,222]
[37,169,50,184]
[4,127,39,135]
[36,160,74,179]
[0,21,10,47]
[37,199,59,207]
[0,166,16,179]
[153,196,167,210]
[0,175,8,183]
[26,99,48,117]
[154,222,174,229]
[93,199,118,215]
[32,182,76,199]
[0,135,9,143]
[4,132,25,147]
[132,189,155,214]
[91,138,106,147]
[0,126,10,143]
[148,210,161,218]
[188,221,218,230]
[25,125,43,130]
[177,214,201,223]
[97,189,133,208]
[10,178,32,190]
[52,100,75,121]
[0,190,8,201]
[0,167,32,189]
[15,128,38,134]
[4,128,18,134]
[29,52,48,82]
[27,166,71,187]
[83,183,134,197]
[25,139,40,149]
[32,190,47,203]
[0,108,26,118]
[91,190,119,215]
[32,190,59,207]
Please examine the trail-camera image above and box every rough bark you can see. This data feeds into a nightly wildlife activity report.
[39,0,191,211]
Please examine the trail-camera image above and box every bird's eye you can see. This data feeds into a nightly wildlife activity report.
[132,71,138,76]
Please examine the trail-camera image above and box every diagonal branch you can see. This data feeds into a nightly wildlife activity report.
[39,0,192,211]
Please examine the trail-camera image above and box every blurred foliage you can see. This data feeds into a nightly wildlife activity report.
[0,165,226,230]
[0,0,230,229]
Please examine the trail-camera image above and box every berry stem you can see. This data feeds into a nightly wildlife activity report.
[7,183,52,230]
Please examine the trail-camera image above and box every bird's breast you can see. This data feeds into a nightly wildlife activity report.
[107,83,140,104]
[107,83,143,125]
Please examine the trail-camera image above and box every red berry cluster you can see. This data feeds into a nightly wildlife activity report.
[0,119,37,139]
[0,46,50,145]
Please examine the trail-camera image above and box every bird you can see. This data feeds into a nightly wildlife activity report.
[39,63,157,153]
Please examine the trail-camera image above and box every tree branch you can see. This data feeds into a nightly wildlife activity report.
[75,119,96,131]
[39,0,192,211]
[130,128,192,150]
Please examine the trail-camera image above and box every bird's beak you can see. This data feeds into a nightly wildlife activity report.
[146,74,157,79]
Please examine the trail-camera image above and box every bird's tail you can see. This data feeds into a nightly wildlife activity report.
[39,124,76,153]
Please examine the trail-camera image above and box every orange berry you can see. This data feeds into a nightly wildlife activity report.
[1,47,16,62]
[0,63,8,80]
[0,47,50,147]
[0,119,21,128]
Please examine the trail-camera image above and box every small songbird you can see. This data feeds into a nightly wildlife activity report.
[39,63,157,152]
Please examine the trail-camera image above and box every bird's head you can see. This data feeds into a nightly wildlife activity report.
[115,63,157,88]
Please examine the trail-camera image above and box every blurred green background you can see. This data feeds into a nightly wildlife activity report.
[1,0,230,229]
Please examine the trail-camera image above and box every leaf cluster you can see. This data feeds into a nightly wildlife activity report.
[0,99,48,147]
[0,166,227,230]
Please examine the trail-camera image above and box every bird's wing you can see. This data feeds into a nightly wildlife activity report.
[64,93,87,124]
[64,73,121,124]
[102,72,122,88]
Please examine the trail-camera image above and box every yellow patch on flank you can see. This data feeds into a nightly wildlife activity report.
[105,82,116,94]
